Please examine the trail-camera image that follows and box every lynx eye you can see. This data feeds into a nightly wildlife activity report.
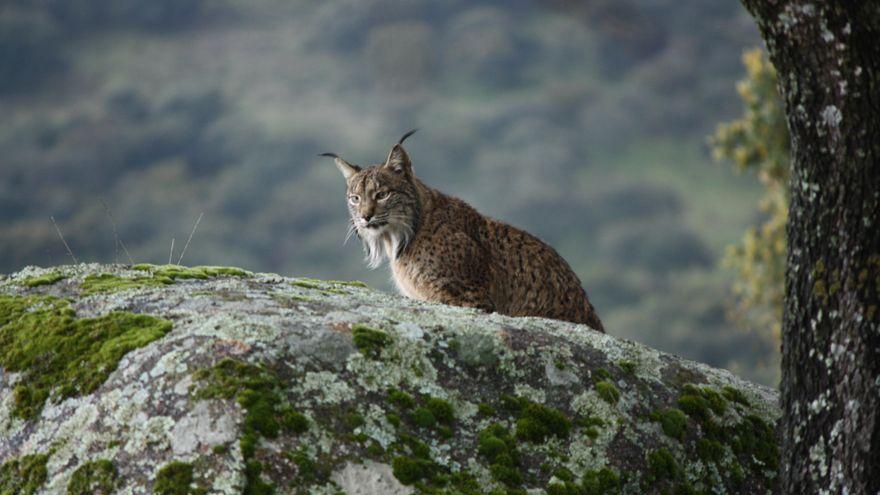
[375,190,390,201]
[348,195,360,205]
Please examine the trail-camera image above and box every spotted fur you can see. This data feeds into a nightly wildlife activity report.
[325,132,604,331]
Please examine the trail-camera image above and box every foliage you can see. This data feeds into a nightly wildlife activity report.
[710,49,790,342]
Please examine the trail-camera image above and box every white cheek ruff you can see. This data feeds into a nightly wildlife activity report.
[361,229,385,269]
[359,223,414,270]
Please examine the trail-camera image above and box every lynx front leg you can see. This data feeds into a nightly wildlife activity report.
[434,279,496,313]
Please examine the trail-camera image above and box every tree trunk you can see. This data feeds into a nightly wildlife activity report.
[738,2,880,493]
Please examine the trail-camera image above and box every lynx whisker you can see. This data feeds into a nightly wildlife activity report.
[343,222,358,245]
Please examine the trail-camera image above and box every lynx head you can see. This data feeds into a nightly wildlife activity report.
[322,129,421,269]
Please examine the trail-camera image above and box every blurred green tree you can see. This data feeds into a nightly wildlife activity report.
[710,49,789,341]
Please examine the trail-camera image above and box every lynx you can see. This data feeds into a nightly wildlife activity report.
[322,130,604,331]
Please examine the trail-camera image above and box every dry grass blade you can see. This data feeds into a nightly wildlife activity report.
[100,198,134,264]
[169,238,175,265]
[177,212,204,265]
[50,216,78,264]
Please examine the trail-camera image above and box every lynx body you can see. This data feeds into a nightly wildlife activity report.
[324,131,604,331]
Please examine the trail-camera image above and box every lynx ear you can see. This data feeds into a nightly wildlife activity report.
[319,153,361,180]
[383,145,412,175]
[383,129,417,175]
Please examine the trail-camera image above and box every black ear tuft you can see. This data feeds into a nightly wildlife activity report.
[398,129,418,145]
[321,152,361,179]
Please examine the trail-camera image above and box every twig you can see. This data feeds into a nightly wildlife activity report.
[176,212,203,266]
[169,238,175,265]
[100,198,134,264]
[50,216,78,264]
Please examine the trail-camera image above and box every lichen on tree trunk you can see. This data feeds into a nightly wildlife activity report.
[738,1,880,493]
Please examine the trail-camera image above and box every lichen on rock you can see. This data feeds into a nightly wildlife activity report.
[0,264,781,494]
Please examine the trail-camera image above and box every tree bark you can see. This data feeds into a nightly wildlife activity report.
[738,2,880,493]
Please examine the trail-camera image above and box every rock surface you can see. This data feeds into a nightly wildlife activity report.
[0,264,780,494]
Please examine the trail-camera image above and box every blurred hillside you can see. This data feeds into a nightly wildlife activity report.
[0,0,778,384]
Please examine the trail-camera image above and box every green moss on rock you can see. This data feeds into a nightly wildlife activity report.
[0,453,49,495]
[242,461,273,495]
[281,407,309,434]
[288,276,366,292]
[411,407,437,428]
[134,264,250,280]
[387,434,463,490]
[653,408,687,441]
[0,295,171,419]
[547,467,622,495]
[478,424,523,487]
[580,468,622,494]
[21,272,65,288]
[351,324,391,359]
[285,448,332,486]
[67,459,118,495]
[721,386,750,406]
[80,273,171,295]
[82,265,250,295]
[153,461,204,495]
[645,448,696,494]
[391,456,433,485]
[288,278,356,295]
[594,381,620,405]
[617,360,637,375]
[647,448,680,481]
[194,358,313,494]
[477,402,495,416]
[592,368,611,381]
[323,279,368,288]
[425,397,455,424]
[515,400,571,443]
[388,389,416,409]
[696,438,725,463]
[730,415,779,472]
[672,383,779,490]
[679,384,726,418]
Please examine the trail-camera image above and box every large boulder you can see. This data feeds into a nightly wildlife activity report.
[0,264,780,494]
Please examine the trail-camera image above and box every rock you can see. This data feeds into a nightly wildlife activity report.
[0,264,781,494]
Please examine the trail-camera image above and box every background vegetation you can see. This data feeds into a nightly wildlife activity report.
[711,50,788,345]
[0,0,780,385]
